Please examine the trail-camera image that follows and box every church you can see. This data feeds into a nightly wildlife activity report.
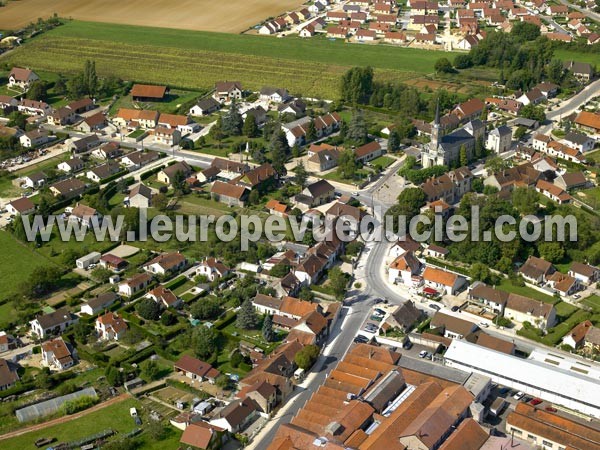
[421,103,485,168]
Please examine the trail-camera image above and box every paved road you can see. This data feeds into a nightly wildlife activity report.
[556,0,600,22]
[248,290,373,449]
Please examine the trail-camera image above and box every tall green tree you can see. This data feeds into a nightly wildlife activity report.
[346,110,368,145]
[328,267,348,301]
[222,100,243,136]
[193,326,219,359]
[26,81,48,101]
[243,114,258,137]
[305,119,317,142]
[262,314,274,342]
[337,149,358,179]
[459,145,468,167]
[269,129,290,173]
[387,130,400,152]
[236,299,259,329]
[340,66,374,104]
[294,161,308,187]
[83,60,98,97]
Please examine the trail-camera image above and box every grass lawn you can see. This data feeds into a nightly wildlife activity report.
[370,156,395,169]
[581,294,600,313]
[176,195,233,216]
[0,231,52,302]
[576,187,600,211]
[497,278,558,304]
[554,48,600,67]
[112,89,202,115]
[0,397,141,450]
[1,21,454,99]
[323,168,371,186]
[13,153,71,178]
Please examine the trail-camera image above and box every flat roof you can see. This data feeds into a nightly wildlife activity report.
[444,340,600,411]
[396,355,471,385]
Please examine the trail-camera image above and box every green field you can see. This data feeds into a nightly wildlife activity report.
[554,49,600,67]
[0,398,145,450]
[1,21,454,99]
[0,231,51,302]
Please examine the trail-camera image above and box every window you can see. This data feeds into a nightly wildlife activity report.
[528,434,537,442]
[542,441,554,448]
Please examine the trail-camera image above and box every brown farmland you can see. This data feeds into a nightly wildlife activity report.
[0,0,304,32]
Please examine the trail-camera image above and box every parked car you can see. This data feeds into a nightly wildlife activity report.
[419,350,428,358]
[403,340,413,349]
[498,387,510,395]
[513,391,525,400]
[373,298,384,304]
[479,322,489,328]
[354,335,369,344]
[370,315,383,322]
[374,308,386,316]
[545,406,557,412]
[573,294,581,299]
[429,304,441,311]
[451,306,459,312]
[530,398,542,406]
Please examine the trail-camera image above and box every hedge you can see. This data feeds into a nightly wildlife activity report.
[100,170,128,184]
[164,275,188,291]
[214,310,237,330]
[140,165,166,181]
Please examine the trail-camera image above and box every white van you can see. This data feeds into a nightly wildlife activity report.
[294,368,305,381]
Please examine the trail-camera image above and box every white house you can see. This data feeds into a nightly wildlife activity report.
[143,252,187,276]
[96,312,128,341]
[388,251,422,286]
[561,132,595,153]
[20,130,51,148]
[42,337,75,371]
[422,266,466,296]
[486,125,512,154]
[195,257,230,281]
[6,197,36,216]
[30,308,78,339]
[58,158,84,173]
[252,294,283,316]
[80,292,119,316]
[118,273,153,297]
[568,262,600,285]
[8,67,39,90]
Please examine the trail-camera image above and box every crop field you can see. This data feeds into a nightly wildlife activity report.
[2,21,451,99]
[0,0,305,32]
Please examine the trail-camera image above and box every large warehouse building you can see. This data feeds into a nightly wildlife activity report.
[444,340,600,418]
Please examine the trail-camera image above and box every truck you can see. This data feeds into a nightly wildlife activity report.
[489,397,507,416]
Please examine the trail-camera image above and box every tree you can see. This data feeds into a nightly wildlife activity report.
[222,99,243,136]
[470,263,491,283]
[294,161,308,187]
[484,156,509,174]
[105,365,124,387]
[459,144,468,167]
[298,286,314,302]
[209,116,225,147]
[83,60,98,97]
[172,170,190,196]
[520,104,546,122]
[191,298,222,320]
[346,110,368,145]
[135,298,161,321]
[547,59,565,85]
[26,80,48,101]
[140,360,161,381]
[216,374,234,390]
[236,299,259,329]
[511,22,541,42]
[262,314,274,342]
[328,267,348,301]
[512,187,539,215]
[193,326,219,359]
[19,265,63,298]
[537,242,565,263]
[514,126,527,141]
[36,367,52,389]
[269,129,290,173]
[454,54,473,69]
[243,114,258,138]
[152,193,169,211]
[8,111,27,129]
[294,345,320,370]
[305,119,317,142]
[337,149,358,179]
[73,321,92,344]
[161,312,176,326]
[340,66,374,104]
[387,130,400,152]
[434,57,454,74]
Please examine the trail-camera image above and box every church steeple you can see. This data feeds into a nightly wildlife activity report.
[431,98,440,150]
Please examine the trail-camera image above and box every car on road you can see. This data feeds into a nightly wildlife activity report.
[403,341,413,349]
[513,391,525,400]
[573,294,581,299]
[451,306,459,312]
[429,304,441,311]
[351,191,358,196]
[545,406,557,412]
[479,322,489,328]
[530,398,542,406]
[353,335,369,344]
[419,350,428,358]
[498,387,510,395]
[373,298,384,304]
